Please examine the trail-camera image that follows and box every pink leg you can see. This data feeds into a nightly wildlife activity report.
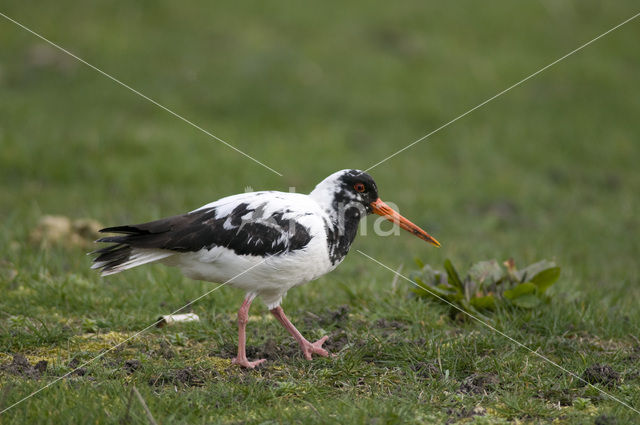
[270,306,330,360]
[232,296,266,368]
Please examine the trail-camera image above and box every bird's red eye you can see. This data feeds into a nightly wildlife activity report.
[354,183,365,193]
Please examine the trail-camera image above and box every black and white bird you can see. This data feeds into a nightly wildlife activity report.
[91,169,440,368]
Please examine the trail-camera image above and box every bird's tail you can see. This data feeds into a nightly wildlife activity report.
[90,225,174,276]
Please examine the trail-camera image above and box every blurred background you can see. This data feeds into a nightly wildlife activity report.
[1,1,639,315]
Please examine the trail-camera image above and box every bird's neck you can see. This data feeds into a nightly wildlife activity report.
[309,186,363,265]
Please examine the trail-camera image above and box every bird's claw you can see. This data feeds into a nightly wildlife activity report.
[301,335,330,360]
[232,357,266,369]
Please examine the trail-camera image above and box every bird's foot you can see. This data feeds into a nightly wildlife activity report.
[232,357,266,369]
[300,335,330,360]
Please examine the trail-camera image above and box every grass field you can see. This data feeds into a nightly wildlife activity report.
[1,1,640,423]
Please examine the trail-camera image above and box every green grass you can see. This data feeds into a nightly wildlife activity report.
[1,0,640,423]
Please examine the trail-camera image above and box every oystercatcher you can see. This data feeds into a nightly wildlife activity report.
[91,169,440,368]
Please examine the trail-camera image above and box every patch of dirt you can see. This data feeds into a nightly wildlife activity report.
[375,319,408,330]
[459,373,499,395]
[536,388,575,406]
[149,367,208,387]
[124,359,141,374]
[150,341,175,359]
[375,318,409,339]
[0,354,47,379]
[247,339,299,360]
[72,368,87,376]
[410,361,441,379]
[323,330,350,352]
[624,369,640,381]
[581,364,620,388]
[445,406,486,424]
[594,414,618,425]
[219,328,360,363]
[624,337,640,362]
[218,338,300,361]
[304,305,351,329]
[66,357,87,376]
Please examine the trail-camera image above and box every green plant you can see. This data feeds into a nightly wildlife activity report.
[410,258,560,316]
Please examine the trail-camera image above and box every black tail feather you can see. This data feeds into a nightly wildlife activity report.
[99,225,153,235]
[91,244,133,274]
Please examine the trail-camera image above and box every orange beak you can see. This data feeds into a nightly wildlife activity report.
[370,198,441,247]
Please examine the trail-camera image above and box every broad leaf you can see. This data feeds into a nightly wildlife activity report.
[510,293,542,308]
[530,267,560,293]
[470,294,496,310]
[503,282,537,300]
[468,260,503,286]
[516,260,556,282]
[444,259,464,291]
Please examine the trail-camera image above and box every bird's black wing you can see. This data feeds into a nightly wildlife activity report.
[94,202,313,258]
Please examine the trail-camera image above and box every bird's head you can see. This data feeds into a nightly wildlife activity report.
[310,169,440,247]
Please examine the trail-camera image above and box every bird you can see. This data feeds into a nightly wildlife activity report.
[91,169,440,368]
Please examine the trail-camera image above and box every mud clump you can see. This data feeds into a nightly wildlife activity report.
[66,357,87,376]
[174,367,205,386]
[155,341,176,359]
[375,319,408,330]
[149,367,207,387]
[323,330,350,352]
[0,354,47,379]
[595,415,617,425]
[246,338,299,360]
[325,305,350,324]
[304,305,351,329]
[445,406,486,424]
[537,388,574,406]
[375,318,409,338]
[124,359,141,374]
[459,373,499,395]
[411,361,441,379]
[582,364,620,388]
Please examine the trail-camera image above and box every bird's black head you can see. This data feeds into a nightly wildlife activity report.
[310,169,379,217]
[333,169,379,213]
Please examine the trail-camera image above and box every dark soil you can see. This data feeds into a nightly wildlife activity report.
[153,341,176,359]
[459,373,499,395]
[537,387,576,406]
[323,330,350,352]
[149,367,208,387]
[67,357,80,369]
[66,357,86,376]
[303,305,351,329]
[594,414,618,425]
[124,359,141,374]
[375,318,409,339]
[0,354,47,379]
[247,338,299,360]
[445,406,486,424]
[410,361,441,379]
[581,364,620,388]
